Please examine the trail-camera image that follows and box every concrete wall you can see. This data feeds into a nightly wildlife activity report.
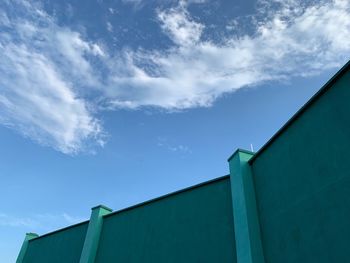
[22,222,88,263]
[17,61,350,263]
[95,176,236,263]
[18,176,236,263]
[250,66,350,262]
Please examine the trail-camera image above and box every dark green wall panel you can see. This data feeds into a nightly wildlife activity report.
[251,69,350,262]
[95,177,236,263]
[22,222,88,263]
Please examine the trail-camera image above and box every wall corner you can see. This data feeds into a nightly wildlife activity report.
[79,205,112,263]
[16,232,38,263]
[228,149,265,263]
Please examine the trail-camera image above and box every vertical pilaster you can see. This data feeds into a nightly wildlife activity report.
[228,149,265,263]
[16,232,38,263]
[79,205,112,263]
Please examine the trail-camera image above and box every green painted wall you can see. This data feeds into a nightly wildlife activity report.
[95,177,236,263]
[22,222,88,263]
[251,68,350,262]
[18,63,350,263]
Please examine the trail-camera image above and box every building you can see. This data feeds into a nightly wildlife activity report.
[17,60,350,263]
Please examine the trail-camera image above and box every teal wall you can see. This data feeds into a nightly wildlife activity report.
[22,222,88,263]
[17,63,350,263]
[251,68,350,262]
[95,177,236,263]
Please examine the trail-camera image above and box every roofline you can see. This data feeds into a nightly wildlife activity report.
[103,174,230,219]
[28,220,90,242]
[26,175,230,240]
[249,59,350,164]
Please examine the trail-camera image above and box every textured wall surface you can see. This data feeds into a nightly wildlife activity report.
[251,68,350,262]
[22,222,88,263]
[95,177,236,263]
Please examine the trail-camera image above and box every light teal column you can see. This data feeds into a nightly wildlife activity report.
[228,149,265,263]
[79,205,112,263]
[16,232,38,263]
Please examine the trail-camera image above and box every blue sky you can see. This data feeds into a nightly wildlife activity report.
[1,0,350,261]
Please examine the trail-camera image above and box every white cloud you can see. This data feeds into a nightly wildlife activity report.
[0,1,105,154]
[168,144,191,153]
[106,21,113,32]
[1,0,350,153]
[157,0,204,46]
[104,0,350,109]
[108,8,116,14]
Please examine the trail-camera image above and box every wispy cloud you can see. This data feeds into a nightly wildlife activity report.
[121,0,144,9]
[106,21,113,32]
[157,137,192,154]
[0,0,349,154]
[108,8,117,15]
[0,213,37,227]
[0,212,85,231]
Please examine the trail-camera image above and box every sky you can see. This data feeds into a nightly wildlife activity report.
[0,0,349,261]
